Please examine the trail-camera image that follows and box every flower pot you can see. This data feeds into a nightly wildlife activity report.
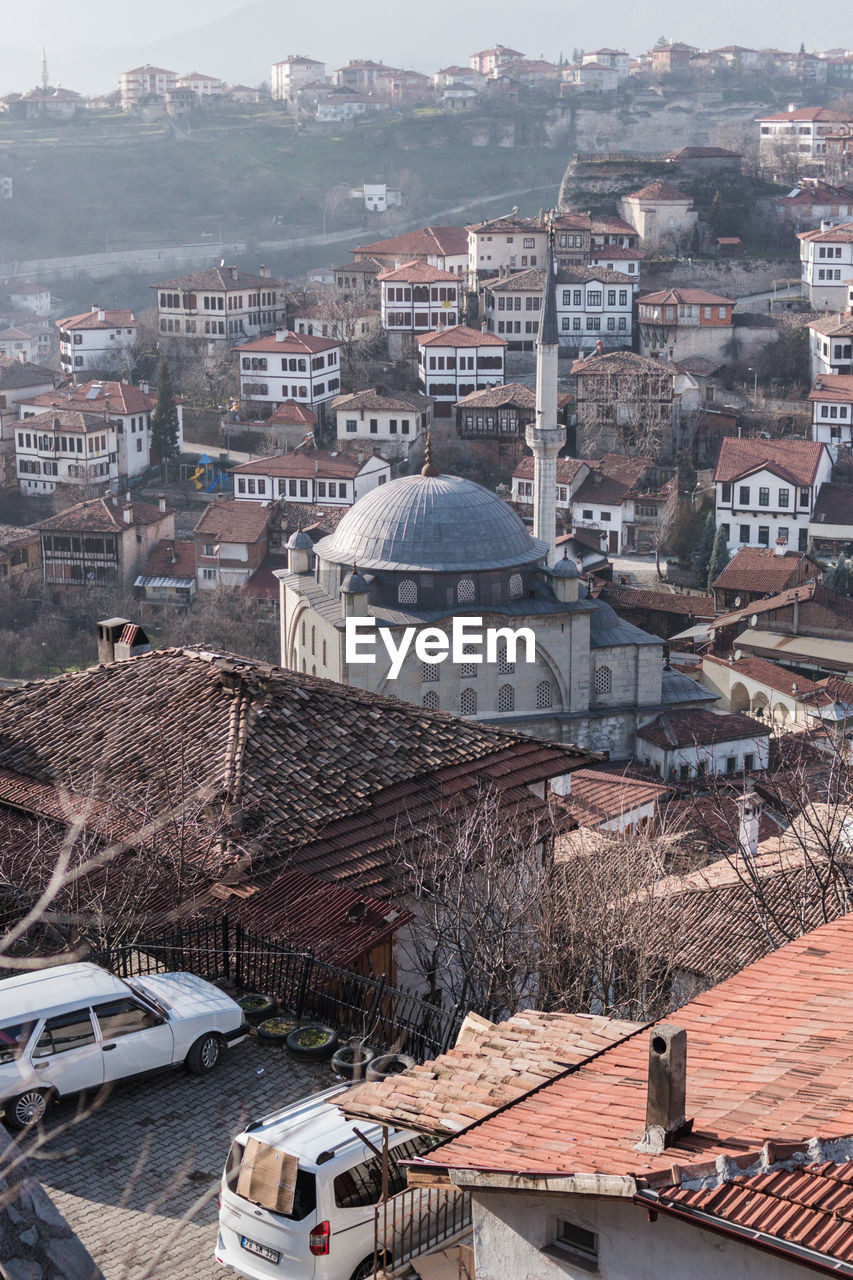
[237,993,277,1027]
[365,1053,416,1082]
[286,1024,339,1063]
[257,1015,300,1044]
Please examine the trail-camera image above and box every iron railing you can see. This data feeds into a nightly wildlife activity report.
[375,1185,472,1278]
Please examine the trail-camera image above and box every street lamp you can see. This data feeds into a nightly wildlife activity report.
[747,366,758,408]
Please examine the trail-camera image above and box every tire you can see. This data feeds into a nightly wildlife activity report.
[285,1024,339,1063]
[5,1088,49,1131]
[331,1045,377,1081]
[349,1256,377,1280]
[366,1053,416,1083]
[237,994,277,1027]
[186,1031,223,1075]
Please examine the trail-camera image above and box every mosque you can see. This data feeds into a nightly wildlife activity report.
[277,239,702,760]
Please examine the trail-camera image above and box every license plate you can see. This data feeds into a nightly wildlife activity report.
[240,1236,280,1264]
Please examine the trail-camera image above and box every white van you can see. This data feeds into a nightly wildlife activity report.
[216,1086,432,1280]
[0,962,247,1129]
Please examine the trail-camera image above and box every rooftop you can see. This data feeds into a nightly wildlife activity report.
[152,266,285,291]
[36,496,171,533]
[418,325,506,349]
[353,226,467,260]
[637,708,771,748]
[712,547,817,594]
[57,307,136,331]
[809,373,853,402]
[193,500,269,544]
[703,653,817,698]
[605,586,715,617]
[626,180,692,202]
[377,260,460,284]
[22,380,155,415]
[638,287,734,307]
[235,330,340,355]
[714,436,827,487]
[332,389,433,413]
[230,450,365,479]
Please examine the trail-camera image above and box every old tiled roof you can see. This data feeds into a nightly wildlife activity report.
[193,500,269,543]
[756,106,849,122]
[57,308,136,330]
[637,708,771,748]
[809,314,853,339]
[456,383,535,409]
[0,357,55,390]
[332,389,433,413]
[669,145,742,159]
[489,264,628,292]
[702,653,817,698]
[0,525,38,552]
[0,648,592,894]
[809,373,853,402]
[19,408,111,435]
[235,330,339,354]
[23,380,155,415]
[638,287,734,306]
[712,547,816,594]
[566,767,672,828]
[420,913,853,1184]
[605,586,715,617]
[240,553,288,601]
[587,244,644,260]
[339,1011,643,1135]
[572,472,630,506]
[811,482,853,526]
[377,261,460,284]
[354,226,468,259]
[779,181,853,205]
[513,456,589,482]
[267,400,317,426]
[714,436,826,486]
[230,450,364,479]
[140,538,196,580]
[225,866,414,966]
[627,180,692,201]
[36,497,171,533]
[418,325,506,349]
[571,350,682,377]
[798,221,853,244]
[152,267,285,290]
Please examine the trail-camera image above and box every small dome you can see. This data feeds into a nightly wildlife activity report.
[341,569,370,594]
[315,473,547,572]
[286,528,313,550]
[551,557,580,579]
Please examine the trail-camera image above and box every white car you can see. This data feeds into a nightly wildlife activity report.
[217,1086,432,1280]
[0,961,248,1129]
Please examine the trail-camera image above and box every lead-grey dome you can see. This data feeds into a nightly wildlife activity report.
[314,473,547,572]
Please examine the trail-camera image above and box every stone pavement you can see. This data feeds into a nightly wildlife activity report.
[35,1037,329,1280]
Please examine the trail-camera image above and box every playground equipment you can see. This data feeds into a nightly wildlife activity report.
[188,453,228,492]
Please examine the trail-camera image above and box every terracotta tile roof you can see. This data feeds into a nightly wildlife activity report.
[339,1011,643,1135]
[418,325,506,349]
[140,538,195,579]
[711,547,817,594]
[0,358,55,390]
[240,553,287,601]
[572,472,630,506]
[267,400,317,426]
[230,450,364,479]
[36,497,172,533]
[513,456,590,482]
[571,350,682,378]
[668,145,742,159]
[0,525,38,552]
[756,106,850,122]
[15,408,109,435]
[226,866,414,966]
[801,674,853,711]
[466,214,545,236]
[809,373,853,402]
[798,221,853,244]
[332,389,432,414]
[663,792,782,859]
[637,708,771,749]
[811,482,853,526]
[638,287,734,306]
[235,330,340,355]
[587,244,644,260]
[23,380,155,415]
[626,180,692,201]
[714,436,826,487]
[152,267,286,290]
[650,1159,853,1265]
[779,181,853,206]
[489,264,628,292]
[377,261,460,284]
[566,767,672,828]
[193,500,270,544]
[422,912,853,1184]
[605,586,715,617]
[354,226,467,260]
[703,653,817,698]
[57,308,136,331]
[0,648,593,894]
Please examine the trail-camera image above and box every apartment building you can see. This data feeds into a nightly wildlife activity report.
[153,265,286,348]
[484,265,636,351]
[417,325,506,414]
[57,307,137,380]
[714,436,833,553]
[798,220,853,310]
[119,65,177,109]
[235,330,342,421]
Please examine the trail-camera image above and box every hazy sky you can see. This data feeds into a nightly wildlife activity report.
[2,0,851,96]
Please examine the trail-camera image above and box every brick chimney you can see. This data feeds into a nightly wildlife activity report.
[635,1024,691,1154]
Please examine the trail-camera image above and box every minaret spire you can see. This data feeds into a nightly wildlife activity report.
[525,220,564,562]
[41,46,49,93]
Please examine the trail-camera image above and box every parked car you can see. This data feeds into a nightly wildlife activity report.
[216,1085,431,1280]
[0,961,248,1129]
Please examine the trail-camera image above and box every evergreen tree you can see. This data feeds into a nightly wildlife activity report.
[706,526,730,592]
[708,190,726,239]
[824,557,849,595]
[150,360,180,482]
[694,513,716,584]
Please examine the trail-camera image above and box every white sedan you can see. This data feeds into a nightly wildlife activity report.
[0,962,248,1129]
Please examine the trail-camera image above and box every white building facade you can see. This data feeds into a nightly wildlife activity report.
[57,308,137,380]
[235,330,342,419]
[810,372,853,452]
[418,326,507,414]
[154,265,286,348]
[799,220,853,310]
[231,451,389,506]
[485,266,636,352]
[714,438,833,554]
[270,57,327,100]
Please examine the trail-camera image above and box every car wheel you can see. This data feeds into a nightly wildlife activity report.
[186,1032,223,1075]
[349,1256,377,1280]
[6,1088,49,1131]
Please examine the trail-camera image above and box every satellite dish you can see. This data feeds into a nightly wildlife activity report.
[733,596,742,607]
[751,614,758,627]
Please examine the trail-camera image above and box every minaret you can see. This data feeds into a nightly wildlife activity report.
[525,225,564,560]
[41,46,49,93]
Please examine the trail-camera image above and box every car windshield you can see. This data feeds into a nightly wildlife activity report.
[125,978,171,1018]
[226,1140,317,1221]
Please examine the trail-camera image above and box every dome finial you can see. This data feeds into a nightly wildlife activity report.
[421,432,438,478]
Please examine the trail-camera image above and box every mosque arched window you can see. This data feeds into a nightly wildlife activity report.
[509,572,524,599]
[322,639,327,666]
[422,662,440,683]
[422,690,439,710]
[536,681,553,709]
[457,577,476,604]
[497,684,514,713]
[460,688,477,717]
[497,644,515,675]
[594,665,612,695]
[398,579,418,604]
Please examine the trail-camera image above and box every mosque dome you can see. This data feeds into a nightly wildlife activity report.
[314,473,547,573]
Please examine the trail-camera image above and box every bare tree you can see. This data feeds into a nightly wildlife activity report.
[575,365,674,459]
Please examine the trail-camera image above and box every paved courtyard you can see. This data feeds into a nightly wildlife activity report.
[33,1036,329,1280]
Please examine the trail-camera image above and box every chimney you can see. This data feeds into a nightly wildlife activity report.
[125,490,131,503]
[123,506,132,524]
[230,265,238,281]
[634,1025,690,1154]
[98,309,105,323]
[259,264,269,278]
[158,492,166,513]
[139,379,149,394]
[774,534,788,556]
[276,328,288,342]
[96,617,129,665]
[737,790,762,860]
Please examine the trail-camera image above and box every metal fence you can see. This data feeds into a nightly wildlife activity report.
[375,1185,472,1278]
[100,916,462,1062]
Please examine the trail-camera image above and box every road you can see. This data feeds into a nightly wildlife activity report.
[40,1037,328,1279]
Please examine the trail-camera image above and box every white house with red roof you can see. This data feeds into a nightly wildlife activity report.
[270,56,327,101]
[809,371,853,452]
[637,287,735,360]
[466,213,548,287]
[230,450,390,507]
[417,325,506,414]
[469,45,524,76]
[619,181,698,251]
[153,263,286,348]
[757,105,853,175]
[235,329,342,421]
[582,48,630,78]
[566,61,620,92]
[714,436,832,554]
[798,219,853,310]
[378,261,462,358]
[57,306,137,380]
[485,265,636,352]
